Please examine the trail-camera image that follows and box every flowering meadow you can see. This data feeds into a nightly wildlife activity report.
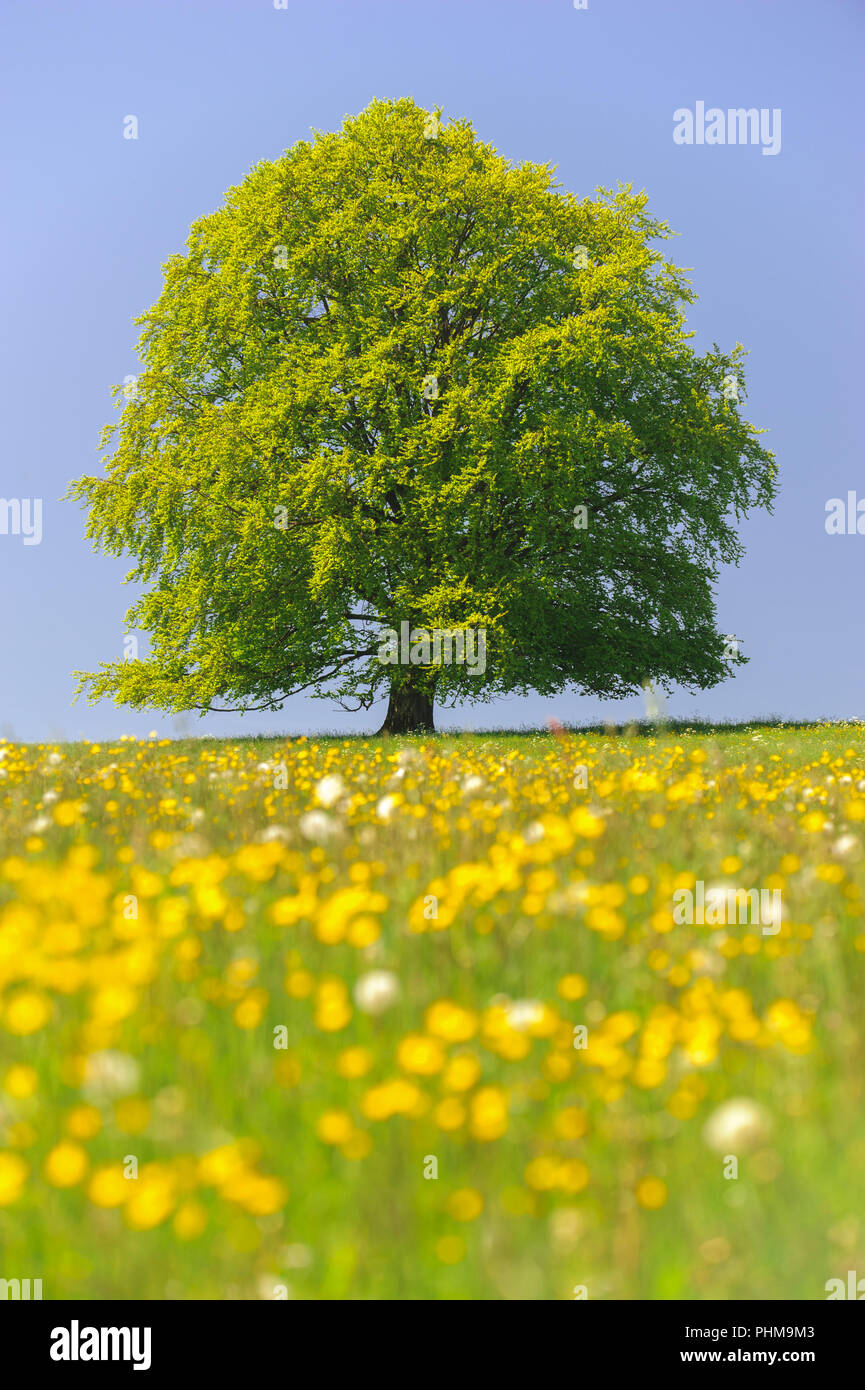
[1,723,864,1300]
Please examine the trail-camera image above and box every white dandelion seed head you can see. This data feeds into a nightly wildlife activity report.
[82,1050,141,1101]
[505,999,545,1032]
[314,774,345,809]
[299,810,341,844]
[353,970,400,1015]
[703,1098,772,1154]
[461,775,485,796]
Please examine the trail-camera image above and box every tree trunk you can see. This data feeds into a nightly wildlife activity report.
[378,683,436,734]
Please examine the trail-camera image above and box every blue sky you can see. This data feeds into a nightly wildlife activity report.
[1,0,862,741]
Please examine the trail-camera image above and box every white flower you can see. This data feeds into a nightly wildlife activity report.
[26,816,51,834]
[82,1050,140,1101]
[171,833,209,860]
[47,752,64,766]
[43,788,59,805]
[703,1099,771,1154]
[833,834,859,858]
[376,795,399,822]
[522,821,545,844]
[314,774,345,808]
[256,824,292,844]
[462,775,485,796]
[353,970,400,1015]
[505,999,545,1031]
[299,811,341,844]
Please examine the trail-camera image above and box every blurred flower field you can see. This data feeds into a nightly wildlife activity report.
[1,723,864,1300]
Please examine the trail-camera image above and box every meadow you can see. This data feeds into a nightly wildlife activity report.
[1,721,863,1300]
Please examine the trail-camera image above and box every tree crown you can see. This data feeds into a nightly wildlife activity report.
[68,97,776,720]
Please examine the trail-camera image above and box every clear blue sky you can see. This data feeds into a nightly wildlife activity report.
[1,0,862,741]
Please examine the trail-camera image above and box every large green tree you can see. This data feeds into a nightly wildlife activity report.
[69,98,776,733]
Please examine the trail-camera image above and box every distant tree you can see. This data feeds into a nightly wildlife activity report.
[68,98,776,733]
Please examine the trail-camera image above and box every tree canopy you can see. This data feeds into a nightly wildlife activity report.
[68,97,776,732]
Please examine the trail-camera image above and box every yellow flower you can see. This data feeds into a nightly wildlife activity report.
[446,1187,483,1221]
[124,1170,176,1229]
[3,1064,38,1098]
[174,1200,208,1240]
[44,1142,89,1188]
[632,1058,666,1088]
[542,1052,572,1082]
[314,979,352,1032]
[66,1105,103,1139]
[341,1131,373,1161]
[553,1107,588,1140]
[0,1152,29,1204]
[424,1000,478,1042]
[5,991,51,1036]
[361,1078,423,1121]
[635,1176,668,1210]
[236,1174,287,1215]
[233,988,268,1030]
[53,800,81,826]
[435,1235,466,1264]
[469,1086,509,1141]
[88,1164,129,1208]
[558,1159,590,1193]
[337,1046,374,1079]
[816,862,845,883]
[198,1143,249,1187]
[91,985,137,1024]
[525,1156,561,1191]
[434,1098,466,1131]
[569,808,605,838]
[557,974,588,1001]
[114,1098,150,1135]
[346,913,380,949]
[441,1051,481,1092]
[317,1110,355,1145]
[273,1054,302,1087]
[285,969,314,998]
[396,1034,446,1075]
